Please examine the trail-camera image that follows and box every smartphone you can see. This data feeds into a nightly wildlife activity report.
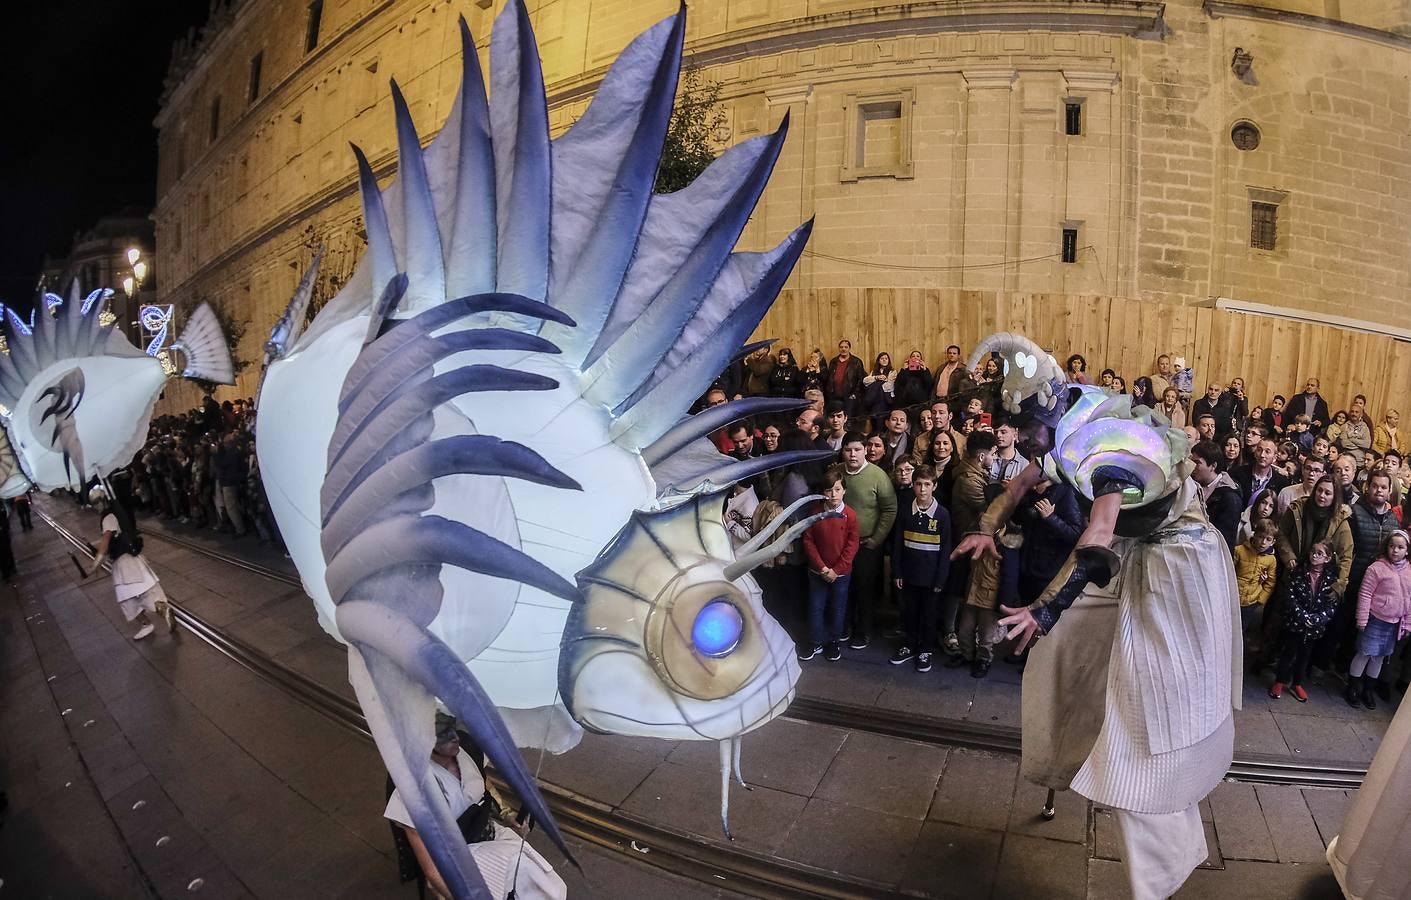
[979,412,992,428]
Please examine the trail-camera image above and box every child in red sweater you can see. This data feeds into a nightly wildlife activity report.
[801,464,860,661]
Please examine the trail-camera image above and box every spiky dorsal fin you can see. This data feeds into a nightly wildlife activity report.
[265,247,323,362]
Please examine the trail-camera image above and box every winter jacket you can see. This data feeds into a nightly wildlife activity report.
[744,355,776,397]
[893,366,932,411]
[1285,562,1340,639]
[1373,424,1408,457]
[1348,500,1400,592]
[803,503,859,575]
[1356,558,1411,637]
[949,457,992,538]
[1011,482,1083,585]
[1192,394,1236,437]
[931,362,974,400]
[891,498,951,590]
[1199,471,1243,553]
[1288,392,1331,429]
[1338,420,1373,463]
[1233,543,1277,607]
[769,363,802,398]
[1230,465,1291,508]
[1276,498,1354,596]
[823,355,865,405]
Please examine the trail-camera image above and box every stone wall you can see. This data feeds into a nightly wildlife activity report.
[153,0,1411,407]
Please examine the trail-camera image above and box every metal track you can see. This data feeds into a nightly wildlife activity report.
[52,508,1376,793]
[39,508,902,900]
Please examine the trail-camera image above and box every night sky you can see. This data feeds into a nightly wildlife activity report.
[0,2,209,309]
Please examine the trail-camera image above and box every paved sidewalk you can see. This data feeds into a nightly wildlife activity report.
[27,497,1359,898]
[3,510,715,899]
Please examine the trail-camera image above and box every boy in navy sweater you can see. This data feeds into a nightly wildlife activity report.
[891,465,952,671]
[801,464,860,661]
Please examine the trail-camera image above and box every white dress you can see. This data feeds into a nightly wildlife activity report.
[385,749,566,899]
[1327,693,1411,899]
[1022,480,1242,900]
[102,514,166,621]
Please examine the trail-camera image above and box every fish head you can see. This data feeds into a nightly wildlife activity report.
[560,488,799,741]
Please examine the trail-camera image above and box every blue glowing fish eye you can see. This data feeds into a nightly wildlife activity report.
[692,599,744,658]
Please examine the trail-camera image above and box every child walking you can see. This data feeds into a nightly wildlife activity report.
[1270,541,1339,702]
[1347,530,1411,709]
[800,465,859,662]
[890,465,951,673]
[1234,520,1278,661]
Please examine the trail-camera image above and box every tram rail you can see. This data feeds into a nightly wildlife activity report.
[39,506,905,900]
[40,502,1371,801]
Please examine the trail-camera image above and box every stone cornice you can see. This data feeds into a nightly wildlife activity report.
[1203,1,1411,51]
[546,0,1164,107]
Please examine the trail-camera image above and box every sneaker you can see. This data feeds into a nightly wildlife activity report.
[890,646,914,666]
[839,630,852,644]
[1291,684,1309,703]
[797,644,822,661]
[915,652,933,673]
[133,623,155,641]
[942,632,961,655]
[970,660,991,679]
[1268,681,1284,700]
[848,634,870,650]
[824,642,842,662]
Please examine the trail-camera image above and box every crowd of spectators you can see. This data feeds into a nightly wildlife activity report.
[120,395,281,547]
[88,339,1411,711]
[708,340,1411,707]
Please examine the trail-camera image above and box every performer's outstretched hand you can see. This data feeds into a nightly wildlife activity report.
[999,604,1041,654]
[952,532,1001,561]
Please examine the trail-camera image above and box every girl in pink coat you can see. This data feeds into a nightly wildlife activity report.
[1350,530,1411,709]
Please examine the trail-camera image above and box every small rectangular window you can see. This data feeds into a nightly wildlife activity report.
[1061,228,1078,263]
[1064,101,1082,136]
[209,96,221,144]
[305,0,324,53]
[248,52,264,104]
[1250,201,1278,250]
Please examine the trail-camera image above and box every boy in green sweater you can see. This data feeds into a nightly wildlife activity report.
[841,431,898,649]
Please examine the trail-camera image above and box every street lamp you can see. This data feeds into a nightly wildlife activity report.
[123,247,148,341]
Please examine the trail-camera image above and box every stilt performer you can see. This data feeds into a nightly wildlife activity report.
[953,334,1240,900]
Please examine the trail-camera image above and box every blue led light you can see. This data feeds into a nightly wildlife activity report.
[692,599,743,658]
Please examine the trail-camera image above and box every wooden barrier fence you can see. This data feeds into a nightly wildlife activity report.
[752,289,1411,418]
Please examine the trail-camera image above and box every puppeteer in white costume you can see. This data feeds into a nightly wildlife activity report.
[954,334,1241,900]
[1326,691,1411,899]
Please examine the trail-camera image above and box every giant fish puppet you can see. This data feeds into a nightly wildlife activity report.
[0,285,233,496]
[256,4,829,897]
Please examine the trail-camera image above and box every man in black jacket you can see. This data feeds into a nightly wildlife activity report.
[824,340,866,416]
[1289,377,1331,432]
[1191,383,1236,438]
[1192,441,1242,552]
[1323,471,1401,690]
[1231,438,1291,507]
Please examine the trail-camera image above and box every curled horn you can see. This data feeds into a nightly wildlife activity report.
[966,331,1051,372]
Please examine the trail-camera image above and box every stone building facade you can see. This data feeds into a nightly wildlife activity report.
[39,211,154,349]
[154,0,1411,402]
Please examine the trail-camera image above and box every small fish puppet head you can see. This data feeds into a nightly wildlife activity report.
[0,289,234,492]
